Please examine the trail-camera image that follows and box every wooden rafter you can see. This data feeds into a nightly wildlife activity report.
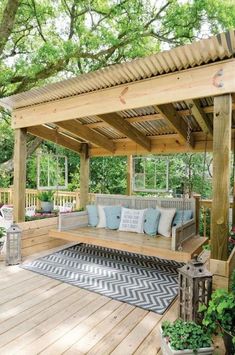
[27,125,82,153]
[56,120,115,153]
[83,103,235,129]
[97,113,151,151]
[186,99,213,137]
[155,104,194,147]
[12,60,235,129]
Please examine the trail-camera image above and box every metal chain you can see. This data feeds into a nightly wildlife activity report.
[201,133,208,198]
[178,106,192,251]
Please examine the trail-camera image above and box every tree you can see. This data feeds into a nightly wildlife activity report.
[0,0,234,187]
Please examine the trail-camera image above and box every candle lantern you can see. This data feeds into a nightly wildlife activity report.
[178,255,212,323]
[5,223,22,266]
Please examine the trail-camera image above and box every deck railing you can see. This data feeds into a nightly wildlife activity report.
[199,199,233,238]
[0,187,80,210]
[0,188,232,237]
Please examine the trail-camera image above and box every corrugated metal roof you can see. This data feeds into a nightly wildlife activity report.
[0,30,235,110]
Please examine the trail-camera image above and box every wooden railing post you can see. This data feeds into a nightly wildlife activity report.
[9,186,13,205]
[193,194,201,235]
[75,190,80,210]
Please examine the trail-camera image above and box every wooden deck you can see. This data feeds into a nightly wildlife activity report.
[0,245,178,355]
[0,245,225,354]
[49,227,208,263]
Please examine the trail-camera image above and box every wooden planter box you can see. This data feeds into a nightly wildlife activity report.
[18,217,67,258]
[209,247,235,290]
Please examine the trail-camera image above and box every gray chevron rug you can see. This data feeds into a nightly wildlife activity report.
[21,243,184,314]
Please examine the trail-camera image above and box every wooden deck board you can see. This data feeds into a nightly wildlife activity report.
[0,246,225,355]
[49,227,207,262]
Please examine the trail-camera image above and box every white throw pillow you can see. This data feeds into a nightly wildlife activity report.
[96,205,108,228]
[119,207,146,233]
[157,206,176,238]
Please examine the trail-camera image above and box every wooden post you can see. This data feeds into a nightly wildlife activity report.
[211,94,232,260]
[13,128,27,222]
[80,144,89,209]
[193,194,201,235]
[232,133,235,227]
[9,186,13,205]
[75,190,80,210]
[127,155,133,196]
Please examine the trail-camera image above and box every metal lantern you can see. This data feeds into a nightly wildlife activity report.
[178,255,212,324]
[6,223,22,266]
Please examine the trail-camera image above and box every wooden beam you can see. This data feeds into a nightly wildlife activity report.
[84,113,162,128]
[211,94,232,261]
[84,103,235,129]
[56,120,115,153]
[27,125,82,153]
[155,104,194,147]
[127,155,133,196]
[90,134,213,156]
[80,144,89,209]
[13,128,27,222]
[97,113,151,151]
[186,99,213,137]
[12,59,235,129]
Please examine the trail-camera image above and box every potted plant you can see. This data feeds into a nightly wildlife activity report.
[200,286,235,355]
[161,319,213,355]
[37,191,55,213]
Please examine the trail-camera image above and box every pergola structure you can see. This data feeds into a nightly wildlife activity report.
[1,30,235,261]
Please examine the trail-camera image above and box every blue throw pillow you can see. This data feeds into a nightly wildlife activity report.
[143,208,161,236]
[104,206,122,230]
[86,205,99,227]
[172,210,193,226]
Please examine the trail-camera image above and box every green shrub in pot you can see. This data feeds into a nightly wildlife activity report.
[37,191,55,212]
[161,319,213,354]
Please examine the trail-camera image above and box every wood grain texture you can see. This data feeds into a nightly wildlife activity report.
[13,128,27,222]
[0,251,226,354]
[56,120,115,152]
[155,104,194,146]
[211,94,232,260]
[18,217,67,257]
[49,227,207,263]
[12,60,235,129]
[97,113,151,151]
[27,125,82,153]
[186,99,213,137]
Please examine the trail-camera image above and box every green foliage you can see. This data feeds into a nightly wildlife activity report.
[0,227,5,239]
[37,190,55,202]
[232,270,235,294]
[161,319,212,351]
[200,289,235,341]
[89,157,127,194]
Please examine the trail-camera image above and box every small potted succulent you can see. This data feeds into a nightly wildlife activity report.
[37,190,55,213]
[161,319,213,355]
[200,286,235,355]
